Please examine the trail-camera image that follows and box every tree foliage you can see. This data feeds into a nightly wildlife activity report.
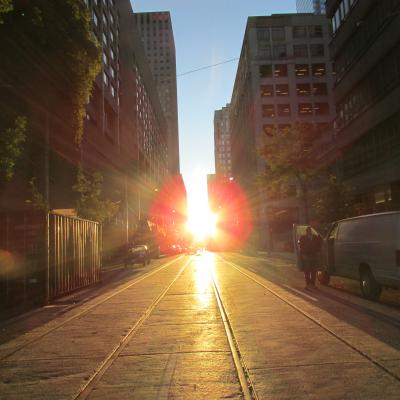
[0,115,27,180]
[259,124,320,222]
[0,0,13,24]
[312,174,354,226]
[259,125,355,226]
[73,166,119,223]
[0,0,101,144]
[28,176,49,211]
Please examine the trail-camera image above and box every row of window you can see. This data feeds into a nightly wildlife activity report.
[257,43,325,59]
[331,0,358,34]
[259,63,327,78]
[262,102,330,118]
[256,25,323,42]
[336,43,400,129]
[333,0,399,83]
[261,83,328,97]
[341,112,400,179]
[263,122,331,135]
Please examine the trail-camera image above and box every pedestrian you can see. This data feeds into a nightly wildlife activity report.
[298,226,322,289]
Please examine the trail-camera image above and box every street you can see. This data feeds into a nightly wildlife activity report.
[0,252,399,399]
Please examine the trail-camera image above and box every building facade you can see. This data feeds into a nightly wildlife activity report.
[134,11,180,175]
[214,104,232,176]
[84,0,169,255]
[296,0,326,14]
[323,0,400,213]
[230,13,334,250]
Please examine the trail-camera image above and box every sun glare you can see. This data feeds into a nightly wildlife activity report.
[186,210,217,241]
[184,171,219,242]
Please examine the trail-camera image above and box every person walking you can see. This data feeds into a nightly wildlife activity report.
[298,226,322,289]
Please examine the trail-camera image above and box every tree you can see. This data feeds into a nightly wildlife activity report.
[0,115,27,180]
[73,166,119,223]
[0,1,101,212]
[0,0,13,24]
[312,174,354,227]
[259,124,320,223]
[0,0,101,144]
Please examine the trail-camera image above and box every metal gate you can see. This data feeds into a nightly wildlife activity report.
[48,213,101,299]
[0,212,101,314]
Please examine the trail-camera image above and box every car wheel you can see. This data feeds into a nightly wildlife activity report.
[317,270,330,286]
[360,269,382,301]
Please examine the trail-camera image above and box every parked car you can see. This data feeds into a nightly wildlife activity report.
[293,211,400,301]
[124,245,151,267]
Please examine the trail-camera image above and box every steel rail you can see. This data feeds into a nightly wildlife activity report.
[226,253,400,328]
[73,258,191,400]
[221,257,400,383]
[0,256,184,361]
[210,269,258,400]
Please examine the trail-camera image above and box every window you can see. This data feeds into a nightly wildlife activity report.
[262,104,275,117]
[263,124,275,136]
[274,64,287,77]
[293,26,307,38]
[103,72,109,86]
[271,26,285,41]
[261,85,274,97]
[310,44,324,57]
[273,45,287,58]
[110,66,116,79]
[296,83,311,96]
[93,11,98,27]
[102,32,107,45]
[111,85,116,97]
[295,64,309,77]
[314,103,329,115]
[102,52,108,65]
[298,103,313,116]
[257,28,270,41]
[258,43,272,58]
[293,45,308,57]
[259,65,272,78]
[275,84,289,96]
[312,63,326,76]
[278,124,291,132]
[309,25,323,38]
[277,104,291,117]
[313,83,328,95]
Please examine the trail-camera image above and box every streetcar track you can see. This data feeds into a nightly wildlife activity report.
[74,258,191,400]
[225,254,400,329]
[0,256,184,362]
[210,269,258,400]
[220,257,400,383]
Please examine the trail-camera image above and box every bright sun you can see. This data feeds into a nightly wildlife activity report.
[186,209,218,241]
[185,170,219,241]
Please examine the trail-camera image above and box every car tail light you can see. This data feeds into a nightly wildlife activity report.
[397,250,400,267]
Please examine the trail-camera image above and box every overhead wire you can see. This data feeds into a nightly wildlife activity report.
[176,57,239,77]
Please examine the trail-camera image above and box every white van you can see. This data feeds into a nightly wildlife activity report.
[293,211,400,301]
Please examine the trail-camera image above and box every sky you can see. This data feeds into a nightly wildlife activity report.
[131,0,297,212]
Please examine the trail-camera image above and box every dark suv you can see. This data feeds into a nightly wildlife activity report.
[124,245,151,267]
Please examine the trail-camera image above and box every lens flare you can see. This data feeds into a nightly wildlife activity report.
[186,209,218,241]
